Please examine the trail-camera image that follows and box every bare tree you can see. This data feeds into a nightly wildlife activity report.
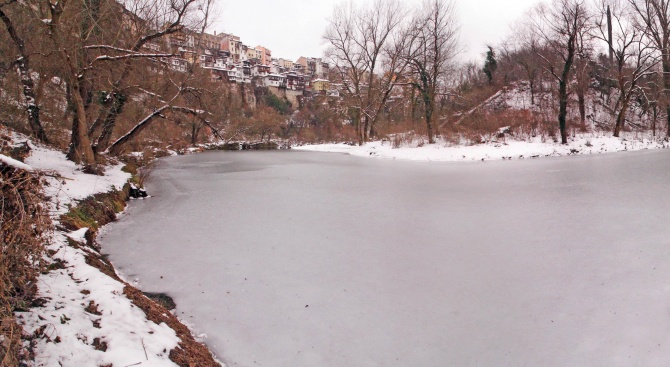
[91,0,203,153]
[324,0,407,144]
[629,0,670,137]
[595,0,658,137]
[405,0,459,144]
[0,2,49,143]
[106,77,223,155]
[530,0,590,144]
[501,31,542,106]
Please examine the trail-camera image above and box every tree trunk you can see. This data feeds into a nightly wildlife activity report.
[94,94,127,152]
[557,31,576,145]
[0,9,49,143]
[529,79,535,106]
[67,79,95,165]
[66,83,96,165]
[18,60,48,143]
[607,5,613,66]
[423,92,435,144]
[613,101,628,137]
[577,90,586,128]
[653,107,657,137]
[558,79,569,144]
[363,115,369,142]
[191,122,202,146]
[351,108,363,145]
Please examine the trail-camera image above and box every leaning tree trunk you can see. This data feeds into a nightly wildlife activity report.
[107,106,168,156]
[94,94,126,153]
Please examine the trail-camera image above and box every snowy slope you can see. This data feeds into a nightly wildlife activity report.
[8,135,188,367]
[296,82,669,161]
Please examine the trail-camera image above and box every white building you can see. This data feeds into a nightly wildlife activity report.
[263,73,286,88]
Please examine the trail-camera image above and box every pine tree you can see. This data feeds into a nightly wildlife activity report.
[483,46,497,85]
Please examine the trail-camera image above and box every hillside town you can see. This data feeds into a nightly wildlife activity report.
[159,29,336,97]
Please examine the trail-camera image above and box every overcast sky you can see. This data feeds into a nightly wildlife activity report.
[212,0,544,63]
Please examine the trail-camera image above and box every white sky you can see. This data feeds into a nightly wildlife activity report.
[212,0,544,63]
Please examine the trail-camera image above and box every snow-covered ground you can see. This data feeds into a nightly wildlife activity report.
[25,141,131,215]
[4,134,191,366]
[293,133,669,162]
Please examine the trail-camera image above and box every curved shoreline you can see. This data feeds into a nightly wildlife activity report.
[14,139,223,366]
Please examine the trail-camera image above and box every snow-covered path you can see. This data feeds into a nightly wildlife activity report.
[102,149,670,367]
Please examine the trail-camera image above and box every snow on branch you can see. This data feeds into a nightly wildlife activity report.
[0,154,34,172]
[94,53,175,62]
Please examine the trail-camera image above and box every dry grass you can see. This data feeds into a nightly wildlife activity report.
[440,109,561,144]
[0,163,51,365]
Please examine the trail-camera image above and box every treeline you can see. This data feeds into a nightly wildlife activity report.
[315,0,670,146]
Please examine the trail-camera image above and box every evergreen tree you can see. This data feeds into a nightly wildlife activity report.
[483,46,498,85]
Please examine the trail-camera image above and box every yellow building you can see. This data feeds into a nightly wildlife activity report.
[278,58,294,69]
[312,78,330,92]
[246,47,261,61]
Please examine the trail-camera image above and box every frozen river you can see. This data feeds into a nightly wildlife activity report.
[100,150,670,367]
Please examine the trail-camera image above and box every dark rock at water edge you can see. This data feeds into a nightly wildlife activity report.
[143,292,177,310]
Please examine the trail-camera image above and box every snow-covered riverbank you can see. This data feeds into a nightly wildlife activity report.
[294,133,670,161]
[3,132,220,366]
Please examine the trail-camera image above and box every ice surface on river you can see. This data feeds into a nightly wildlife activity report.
[100,150,670,367]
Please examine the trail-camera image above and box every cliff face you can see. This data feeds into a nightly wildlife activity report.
[267,86,302,109]
[239,83,257,110]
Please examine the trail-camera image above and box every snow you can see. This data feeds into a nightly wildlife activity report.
[25,142,130,215]
[293,133,670,162]
[65,227,89,243]
[17,233,180,367]
[0,153,34,171]
[10,136,184,367]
